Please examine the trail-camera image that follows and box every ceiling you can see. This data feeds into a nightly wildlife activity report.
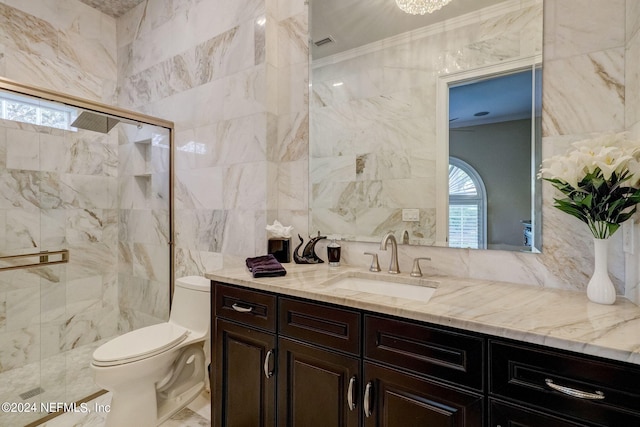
[78,0,145,18]
[311,0,504,58]
[450,70,542,128]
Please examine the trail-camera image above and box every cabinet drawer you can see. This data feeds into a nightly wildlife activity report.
[279,298,361,356]
[364,315,484,391]
[215,283,277,332]
[490,340,640,425]
[490,400,588,427]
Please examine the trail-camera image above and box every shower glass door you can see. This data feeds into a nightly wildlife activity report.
[0,85,172,426]
[0,94,73,425]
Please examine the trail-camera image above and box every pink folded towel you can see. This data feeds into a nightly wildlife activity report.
[245,254,287,278]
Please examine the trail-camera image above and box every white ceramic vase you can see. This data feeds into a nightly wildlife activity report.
[586,238,616,305]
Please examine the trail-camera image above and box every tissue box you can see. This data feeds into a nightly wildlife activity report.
[268,238,291,263]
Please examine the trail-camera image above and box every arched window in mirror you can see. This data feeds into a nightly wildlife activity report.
[449,157,487,249]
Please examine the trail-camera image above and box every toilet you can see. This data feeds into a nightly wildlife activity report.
[91,276,210,427]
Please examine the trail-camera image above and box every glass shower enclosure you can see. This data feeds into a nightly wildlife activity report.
[0,78,173,426]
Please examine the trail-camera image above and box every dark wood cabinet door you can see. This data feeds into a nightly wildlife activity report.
[363,362,484,427]
[278,337,360,427]
[215,318,276,427]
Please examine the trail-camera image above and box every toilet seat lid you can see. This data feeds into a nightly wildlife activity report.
[93,323,190,366]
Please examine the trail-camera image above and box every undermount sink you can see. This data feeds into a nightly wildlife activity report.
[324,272,438,302]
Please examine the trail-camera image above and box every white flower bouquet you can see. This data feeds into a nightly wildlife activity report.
[539,133,640,239]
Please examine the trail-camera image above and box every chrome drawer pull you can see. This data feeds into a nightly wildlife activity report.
[231,303,253,313]
[545,378,605,400]
[264,350,274,378]
[364,381,374,417]
[347,376,357,410]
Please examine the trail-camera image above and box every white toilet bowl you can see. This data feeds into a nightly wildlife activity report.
[91,276,210,427]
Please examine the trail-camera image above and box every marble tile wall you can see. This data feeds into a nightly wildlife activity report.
[116,0,640,302]
[116,0,283,275]
[626,0,640,304]
[0,0,117,103]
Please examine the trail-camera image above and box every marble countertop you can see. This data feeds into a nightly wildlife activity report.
[206,263,640,366]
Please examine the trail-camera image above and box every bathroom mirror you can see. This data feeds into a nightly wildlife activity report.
[309,0,543,252]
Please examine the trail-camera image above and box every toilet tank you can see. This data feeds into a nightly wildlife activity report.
[169,276,211,336]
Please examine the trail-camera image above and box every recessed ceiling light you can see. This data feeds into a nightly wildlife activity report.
[474,111,490,117]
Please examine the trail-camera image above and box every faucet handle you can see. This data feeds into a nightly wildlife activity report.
[410,257,431,277]
[364,252,381,272]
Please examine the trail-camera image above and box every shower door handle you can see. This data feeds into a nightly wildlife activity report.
[264,350,274,378]
[0,249,69,272]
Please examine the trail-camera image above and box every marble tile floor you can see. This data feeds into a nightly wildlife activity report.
[0,339,109,427]
[0,336,211,426]
[35,391,211,427]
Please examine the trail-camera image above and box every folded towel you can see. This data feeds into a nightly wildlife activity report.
[246,254,287,278]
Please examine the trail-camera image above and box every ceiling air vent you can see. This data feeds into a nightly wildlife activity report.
[314,36,335,47]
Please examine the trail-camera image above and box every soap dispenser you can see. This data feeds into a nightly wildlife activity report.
[327,238,341,267]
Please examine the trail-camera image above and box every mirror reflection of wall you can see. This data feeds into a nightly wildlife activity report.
[310,0,543,251]
[448,69,542,252]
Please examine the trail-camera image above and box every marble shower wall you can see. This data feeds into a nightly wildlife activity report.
[310,0,541,245]
[116,123,171,331]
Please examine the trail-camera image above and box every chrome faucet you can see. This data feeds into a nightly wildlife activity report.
[380,232,400,274]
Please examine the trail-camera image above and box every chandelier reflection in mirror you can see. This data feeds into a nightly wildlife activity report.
[395,0,453,15]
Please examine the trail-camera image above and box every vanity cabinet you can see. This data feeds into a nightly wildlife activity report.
[213,282,485,427]
[212,280,640,427]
